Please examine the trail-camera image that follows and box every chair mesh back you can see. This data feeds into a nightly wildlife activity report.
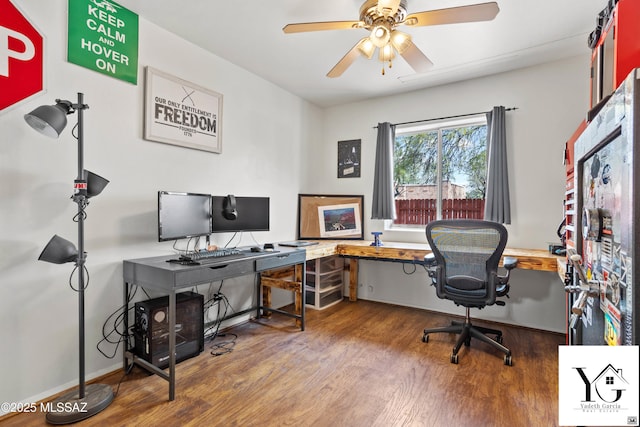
[426,220,507,304]
[429,224,502,281]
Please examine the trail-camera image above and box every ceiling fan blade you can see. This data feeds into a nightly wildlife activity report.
[399,41,433,73]
[377,0,402,16]
[327,38,370,78]
[283,21,363,33]
[405,2,499,27]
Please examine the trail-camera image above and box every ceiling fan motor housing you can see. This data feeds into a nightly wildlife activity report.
[360,0,408,29]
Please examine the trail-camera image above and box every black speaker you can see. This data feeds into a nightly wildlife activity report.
[223,194,238,220]
[133,291,204,369]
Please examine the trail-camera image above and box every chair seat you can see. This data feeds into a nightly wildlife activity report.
[444,284,486,299]
[444,282,509,300]
[447,275,485,290]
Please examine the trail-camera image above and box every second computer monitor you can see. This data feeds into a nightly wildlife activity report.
[211,195,269,233]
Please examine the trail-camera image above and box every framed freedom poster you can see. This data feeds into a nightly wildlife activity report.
[143,67,223,153]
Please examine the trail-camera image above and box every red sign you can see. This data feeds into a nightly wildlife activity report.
[0,0,44,111]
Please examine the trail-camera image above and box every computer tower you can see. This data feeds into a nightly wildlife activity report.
[133,291,204,368]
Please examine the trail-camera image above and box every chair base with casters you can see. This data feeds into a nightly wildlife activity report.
[422,306,512,366]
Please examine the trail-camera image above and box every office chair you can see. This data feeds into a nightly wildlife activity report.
[422,219,518,366]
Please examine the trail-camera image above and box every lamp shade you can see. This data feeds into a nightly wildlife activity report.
[85,170,109,198]
[38,235,78,264]
[357,38,376,59]
[370,25,390,48]
[379,44,395,62]
[24,102,70,138]
[390,30,411,54]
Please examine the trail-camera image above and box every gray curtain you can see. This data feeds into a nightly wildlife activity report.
[371,122,396,220]
[484,106,511,224]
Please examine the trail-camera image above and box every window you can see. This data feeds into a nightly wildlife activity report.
[392,116,488,228]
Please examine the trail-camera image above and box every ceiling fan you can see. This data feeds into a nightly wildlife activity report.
[283,0,499,77]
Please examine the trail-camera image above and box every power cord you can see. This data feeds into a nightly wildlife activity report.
[204,291,230,340]
[112,360,135,398]
[202,283,240,357]
[223,232,240,248]
[209,333,237,357]
[402,262,418,275]
[68,265,90,291]
[96,284,146,359]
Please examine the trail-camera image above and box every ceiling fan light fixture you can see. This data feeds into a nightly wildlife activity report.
[285,0,500,78]
[390,30,411,54]
[379,43,395,62]
[370,24,390,47]
[357,38,376,59]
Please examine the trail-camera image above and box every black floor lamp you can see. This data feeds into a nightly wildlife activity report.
[24,93,114,424]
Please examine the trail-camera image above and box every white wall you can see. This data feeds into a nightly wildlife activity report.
[0,0,321,410]
[309,56,591,332]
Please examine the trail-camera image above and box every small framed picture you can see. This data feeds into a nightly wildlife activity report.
[338,139,361,178]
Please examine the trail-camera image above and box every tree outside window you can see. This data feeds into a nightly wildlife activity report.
[393,117,487,226]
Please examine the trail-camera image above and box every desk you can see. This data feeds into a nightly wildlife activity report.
[122,247,306,401]
[299,240,562,301]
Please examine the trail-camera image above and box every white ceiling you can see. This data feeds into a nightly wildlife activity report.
[115,0,606,107]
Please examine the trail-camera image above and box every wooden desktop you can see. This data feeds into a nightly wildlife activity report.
[298,240,562,301]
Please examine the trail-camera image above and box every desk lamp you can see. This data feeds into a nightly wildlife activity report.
[24,93,113,424]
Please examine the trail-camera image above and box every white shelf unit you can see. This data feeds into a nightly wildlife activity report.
[305,255,344,310]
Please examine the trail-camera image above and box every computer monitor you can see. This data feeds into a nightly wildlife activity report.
[211,195,269,233]
[157,191,212,242]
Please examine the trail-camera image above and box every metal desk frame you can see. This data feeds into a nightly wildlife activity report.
[122,247,306,401]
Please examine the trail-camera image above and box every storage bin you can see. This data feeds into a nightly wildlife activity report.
[306,255,344,273]
[305,288,343,310]
[305,255,345,310]
[306,270,343,290]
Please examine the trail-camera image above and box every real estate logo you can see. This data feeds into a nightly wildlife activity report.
[559,345,639,426]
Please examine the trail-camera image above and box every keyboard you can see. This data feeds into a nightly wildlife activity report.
[179,248,245,263]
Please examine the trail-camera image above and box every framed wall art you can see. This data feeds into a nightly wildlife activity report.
[337,139,361,178]
[143,66,223,153]
[298,194,364,240]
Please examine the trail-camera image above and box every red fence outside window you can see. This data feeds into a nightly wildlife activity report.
[394,198,485,225]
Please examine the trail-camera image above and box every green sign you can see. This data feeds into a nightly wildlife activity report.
[67,0,138,84]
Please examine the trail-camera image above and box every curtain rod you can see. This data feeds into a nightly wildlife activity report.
[373,107,518,128]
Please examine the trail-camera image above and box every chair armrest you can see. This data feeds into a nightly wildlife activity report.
[424,253,437,282]
[498,256,518,286]
[424,252,436,267]
[503,256,518,270]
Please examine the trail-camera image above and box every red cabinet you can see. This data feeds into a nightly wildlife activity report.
[590,0,640,109]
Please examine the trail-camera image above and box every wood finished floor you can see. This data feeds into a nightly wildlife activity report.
[2,299,565,427]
